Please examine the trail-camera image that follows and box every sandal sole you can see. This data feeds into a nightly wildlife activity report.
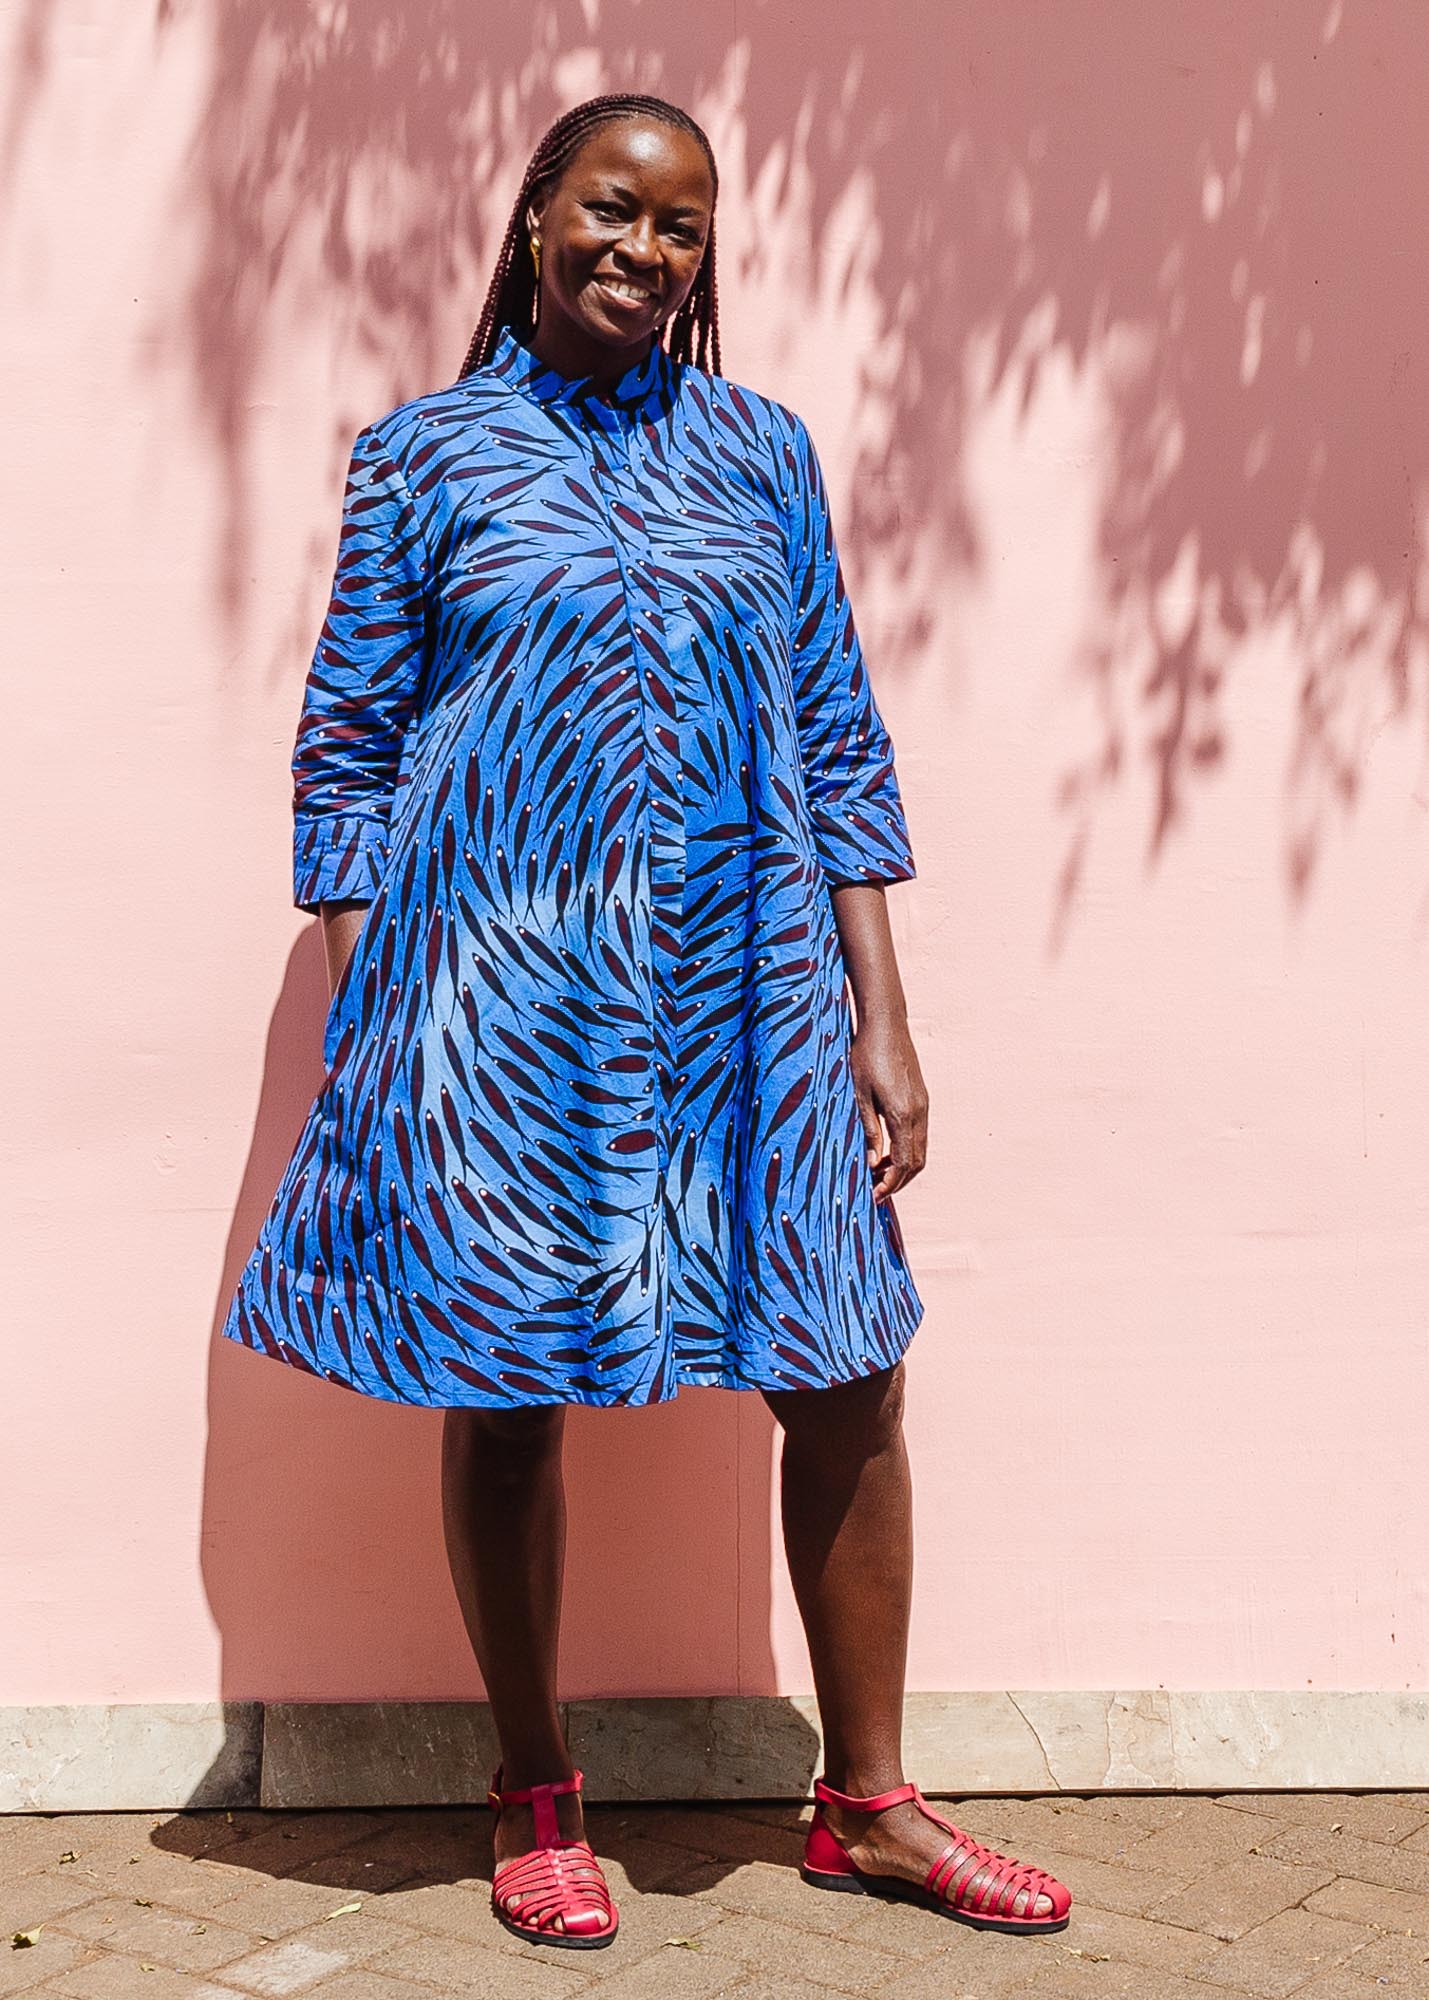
[801,1862,1069,1935]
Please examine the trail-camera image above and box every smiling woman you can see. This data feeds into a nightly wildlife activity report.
[220,89,1068,1956]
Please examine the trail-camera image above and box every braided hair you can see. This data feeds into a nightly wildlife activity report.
[457,93,722,381]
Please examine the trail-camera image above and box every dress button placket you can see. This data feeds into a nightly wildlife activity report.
[583,396,685,1216]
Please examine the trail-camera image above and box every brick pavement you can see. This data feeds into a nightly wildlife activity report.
[6,1792,1429,1998]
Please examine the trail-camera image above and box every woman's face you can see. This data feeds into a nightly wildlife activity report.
[527,118,714,359]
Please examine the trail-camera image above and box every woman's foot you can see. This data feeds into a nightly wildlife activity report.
[487,1766,617,1945]
[819,1786,1058,1921]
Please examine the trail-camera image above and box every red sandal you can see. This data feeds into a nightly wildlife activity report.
[802,1777,1071,1934]
[487,1766,619,1949]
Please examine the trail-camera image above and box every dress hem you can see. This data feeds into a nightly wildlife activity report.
[218,1290,926,1412]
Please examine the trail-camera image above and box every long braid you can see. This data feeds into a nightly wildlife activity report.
[457,93,722,381]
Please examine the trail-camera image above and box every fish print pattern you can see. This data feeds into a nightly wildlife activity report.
[221,325,924,1407]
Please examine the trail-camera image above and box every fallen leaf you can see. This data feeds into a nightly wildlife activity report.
[134,1898,152,1908]
[664,1937,703,1950]
[324,1902,363,1921]
[10,1928,44,1949]
[224,1812,234,1824]
[193,1924,207,1935]
[1329,1821,1344,1832]
[140,1963,157,1972]
[58,1850,79,1865]
[128,1855,141,1865]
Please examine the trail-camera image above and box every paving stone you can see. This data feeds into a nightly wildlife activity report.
[0,1820,91,1879]
[0,1824,164,1879]
[573,1883,725,1959]
[329,1816,487,1887]
[1184,1906,1378,1995]
[868,1937,1078,2000]
[46,1958,239,2000]
[256,1975,435,2000]
[41,1852,250,1918]
[0,1928,95,1996]
[1118,1799,1288,1878]
[1147,1853,1335,1940]
[1009,1903,1216,1976]
[1219,1792,1429,1845]
[636,1810,806,1867]
[594,1831,727,1894]
[213,1816,395,1882]
[677,1858,876,1936]
[1303,1875,1429,1932]
[719,1806,814,1834]
[150,1812,276,1859]
[47,1899,254,1972]
[343,1929,588,1996]
[1259,1822,1429,1896]
[0,1870,108,1931]
[1014,1960,1250,2000]
[1073,1794,1196,1833]
[824,1892,959,1957]
[694,1911,905,1990]
[969,1801,1155,1865]
[182,1873,412,1941]
[1332,1929,1429,1982]
[1282,1974,1429,2000]
[350,1880,498,1944]
[718,1983,882,2000]
[987,1846,1187,1918]
[585,1936,743,1996]
[208,1937,356,1995]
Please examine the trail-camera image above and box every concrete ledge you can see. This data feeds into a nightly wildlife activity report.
[4,1693,1428,1811]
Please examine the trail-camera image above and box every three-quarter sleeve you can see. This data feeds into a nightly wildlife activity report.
[781,415,917,890]
[290,424,432,913]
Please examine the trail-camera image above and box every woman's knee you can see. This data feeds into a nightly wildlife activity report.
[443,1401,566,1481]
[765,1359,907,1457]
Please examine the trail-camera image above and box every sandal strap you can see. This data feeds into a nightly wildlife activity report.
[813,1776,919,1814]
[492,1839,614,1936]
[926,1827,1057,1918]
[487,1765,585,1850]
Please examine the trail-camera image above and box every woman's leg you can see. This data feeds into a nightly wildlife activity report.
[440,1405,587,1865]
[762,1361,1052,1917]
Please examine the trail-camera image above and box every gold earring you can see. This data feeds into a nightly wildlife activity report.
[530,236,542,281]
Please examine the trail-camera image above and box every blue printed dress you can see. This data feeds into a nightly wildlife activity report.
[221,325,924,1407]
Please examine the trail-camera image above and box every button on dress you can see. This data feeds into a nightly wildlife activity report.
[221,326,924,1407]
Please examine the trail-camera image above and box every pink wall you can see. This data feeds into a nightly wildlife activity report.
[5,2,1428,1710]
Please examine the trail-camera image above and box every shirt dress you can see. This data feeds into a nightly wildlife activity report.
[220,324,924,1408]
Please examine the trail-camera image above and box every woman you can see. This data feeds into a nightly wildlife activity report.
[223,91,1070,1951]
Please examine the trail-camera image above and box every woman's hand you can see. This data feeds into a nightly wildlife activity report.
[827,882,928,1204]
[850,1015,928,1203]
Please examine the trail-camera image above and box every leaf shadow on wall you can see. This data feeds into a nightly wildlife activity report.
[135,0,1429,921]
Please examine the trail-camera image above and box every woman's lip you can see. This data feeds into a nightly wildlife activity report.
[593,277,659,310]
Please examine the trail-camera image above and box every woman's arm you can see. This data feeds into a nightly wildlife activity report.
[319,900,371,997]
[830,884,928,1205]
[291,423,431,916]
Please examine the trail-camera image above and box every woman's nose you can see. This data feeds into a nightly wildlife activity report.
[617,216,660,264]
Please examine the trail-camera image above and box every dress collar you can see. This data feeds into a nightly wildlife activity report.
[485,324,676,418]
